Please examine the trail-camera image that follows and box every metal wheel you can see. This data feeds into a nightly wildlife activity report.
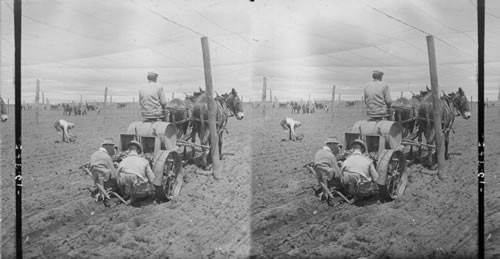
[154,151,182,202]
[376,149,407,200]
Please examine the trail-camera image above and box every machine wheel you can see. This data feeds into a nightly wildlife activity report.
[153,150,183,202]
[376,149,407,201]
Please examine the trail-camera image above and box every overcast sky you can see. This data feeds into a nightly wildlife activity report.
[1,0,499,103]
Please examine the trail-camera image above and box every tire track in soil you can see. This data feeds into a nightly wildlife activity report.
[250,107,479,258]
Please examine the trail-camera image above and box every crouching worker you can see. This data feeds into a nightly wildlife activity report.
[117,141,156,204]
[89,139,121,202]
[280,117,302,141]
[341,139,379,203]
[54,119,75,143]
[313,137,343,196]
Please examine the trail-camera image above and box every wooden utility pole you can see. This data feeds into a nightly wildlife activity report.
[42,91,45,110]
[426,35,445,178]
[201,36,220,179]
[330,85,336,117]
[172,92,174,100]
[35,79,40,124]
[270,89,273,103]
[103,87,108,114]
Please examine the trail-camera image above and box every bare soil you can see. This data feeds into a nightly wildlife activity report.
[0,104,497,258]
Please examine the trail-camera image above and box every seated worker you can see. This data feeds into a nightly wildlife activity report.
[280,117,302,141]
[341,139,379,203]
[364,69,392,120]
[54,119,75,143]
[117,140,156,202]
[139,72,168,122]
[313,137,343,192]
[89,138,120,200]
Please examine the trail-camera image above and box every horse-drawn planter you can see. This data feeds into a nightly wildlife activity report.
[306,87,471,206]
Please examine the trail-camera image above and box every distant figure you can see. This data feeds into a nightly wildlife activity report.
[54,119,75,143]
[364,69,392,120]
[280,117,302,141]
[0,96,7,122]
[139,72,168,122]
[117,141,156,203]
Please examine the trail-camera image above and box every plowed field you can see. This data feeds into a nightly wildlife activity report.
[1,104,498,258]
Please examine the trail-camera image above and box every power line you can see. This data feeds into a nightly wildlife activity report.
[130,0,246,57]
[360,1,477,58]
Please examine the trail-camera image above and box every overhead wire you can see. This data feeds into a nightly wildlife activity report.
[359,1,477,59]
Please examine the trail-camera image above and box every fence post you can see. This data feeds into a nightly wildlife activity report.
[330,85,336,118]
[35,79,40,125]
[201,36,220,179]
[426,35,445,179]
[103,87,108,114]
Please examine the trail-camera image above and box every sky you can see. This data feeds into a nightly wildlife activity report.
[1,0,500,103]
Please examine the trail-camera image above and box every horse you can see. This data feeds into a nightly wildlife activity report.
[191,88,244,167]
[62,103,72,116]
[291,102,301,114]
[417,87,471,167]
[166,98,190,139]
[0,97,7,122]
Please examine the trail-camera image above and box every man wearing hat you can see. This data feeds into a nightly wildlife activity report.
[313,137,343,191]
[364,69,392,120]
[89,138,120,199]
[139,72,168,122]
[117,140,156,202]
[340,139,379,203]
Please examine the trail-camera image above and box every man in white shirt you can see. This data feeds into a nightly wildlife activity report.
[341,139,379,202]
[117,140,155,202]
[280,117,302,141]
[54,119,75,142]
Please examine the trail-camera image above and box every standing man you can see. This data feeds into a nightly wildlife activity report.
[139,72,168,122]
[54,119,75,142]
[313,137,343,192]
[341,139,379,203]
[89,138,120,200]
[364,69,392,120]
[117,140,156,203]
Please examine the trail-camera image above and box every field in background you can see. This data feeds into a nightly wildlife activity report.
[0,103,498,258]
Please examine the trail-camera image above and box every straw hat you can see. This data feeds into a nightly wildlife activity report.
[325,137,339,145]
[352,139,367,153]
[127,140,143,154]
